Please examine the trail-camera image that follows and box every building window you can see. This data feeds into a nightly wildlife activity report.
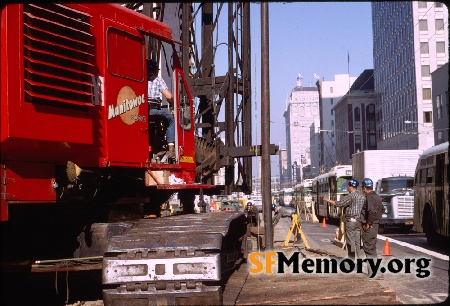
[420,42,429,54]
[354,107,360,122]
[435,2,443,8]
[424,111,432,123]
[369,134,376,149]
[368,120,376,132]
[446,91,449,109]
[330,87,333,93]
[418,2,427,8]
[436,41,445,54]
[331,109,333,115]
[355,135,361,152]
[423,88,432,100]
[330,98,333,105]
[436,94,443,119]
[419,19,428,31]
[436,19,444,32]
[421,65,430,77]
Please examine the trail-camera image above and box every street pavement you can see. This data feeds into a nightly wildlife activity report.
[223,212,400,305]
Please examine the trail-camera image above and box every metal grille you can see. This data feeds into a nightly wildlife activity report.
[396,196,414,217]
[23,4,95,106]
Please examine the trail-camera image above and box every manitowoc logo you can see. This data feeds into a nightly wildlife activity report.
[109,86,145,125]
[108,94,144,119]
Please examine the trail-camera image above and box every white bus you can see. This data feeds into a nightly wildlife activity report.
[413,142,448,245]
[293,179,313,208]
[312,165,352,220]
[279,187,293,207]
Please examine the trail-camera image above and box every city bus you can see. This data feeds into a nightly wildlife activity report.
[413,141,448,245]
[312,165,352,220]
[293,179,313,208]
[271,190,281,205]
[279,187,294,207]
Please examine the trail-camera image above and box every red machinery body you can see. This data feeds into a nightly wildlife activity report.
[1,4,200,221]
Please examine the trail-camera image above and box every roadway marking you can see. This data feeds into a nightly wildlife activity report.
[403,293,448,304]
[377,235,449,261]
[430,293,449,302]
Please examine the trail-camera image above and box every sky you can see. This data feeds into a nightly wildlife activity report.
[253,2,374,177]
[194,2,375,177]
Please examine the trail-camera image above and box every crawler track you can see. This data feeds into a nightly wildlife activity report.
[102,212,248,305]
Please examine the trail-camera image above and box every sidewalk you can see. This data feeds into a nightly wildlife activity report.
[223,214,400,305]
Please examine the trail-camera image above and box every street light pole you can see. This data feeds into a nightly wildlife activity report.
[261,2,273,250]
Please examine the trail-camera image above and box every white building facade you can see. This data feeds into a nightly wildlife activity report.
[317,74,357,171]
[284,74,319,184]
[372,1,448,150]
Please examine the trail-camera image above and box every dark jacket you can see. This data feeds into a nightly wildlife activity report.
[360,191,384,224]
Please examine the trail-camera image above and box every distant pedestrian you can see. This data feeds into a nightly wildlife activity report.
[360,178,385,279]
[271,203,277,212]
[199,198,207,213]
[324,179,365,259]
[245,202,259,226]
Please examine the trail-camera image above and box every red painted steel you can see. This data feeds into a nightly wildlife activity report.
[0,4,202,221]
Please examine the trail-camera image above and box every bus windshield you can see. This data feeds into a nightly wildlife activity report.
[304,187,312,196]
[337,178,350,192]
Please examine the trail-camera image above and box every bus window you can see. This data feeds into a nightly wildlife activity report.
[337,178,350,192]
[330,179,336,193]
[420,169,427,184]
[426,168,433,184]
[435,154,444,186]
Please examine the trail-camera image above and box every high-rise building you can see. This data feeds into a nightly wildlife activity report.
[431,62,449,145]
[284,74,319,184]
[316,74,357,171]
[278,148,289,189]
[372,1,448,150]
[333,69,376,165]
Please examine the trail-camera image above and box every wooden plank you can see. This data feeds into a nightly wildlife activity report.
[224,261,400,305]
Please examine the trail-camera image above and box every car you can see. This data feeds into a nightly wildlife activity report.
[220,200,243,212]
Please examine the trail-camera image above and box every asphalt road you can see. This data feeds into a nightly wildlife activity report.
[299,216,449,305]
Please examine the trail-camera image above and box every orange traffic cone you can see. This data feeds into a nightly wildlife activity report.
[382,238,392,256]
[321,218,327,228]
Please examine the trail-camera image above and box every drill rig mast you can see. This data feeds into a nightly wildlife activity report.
[127,2,277,195]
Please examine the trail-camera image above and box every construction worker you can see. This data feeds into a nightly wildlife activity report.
[323,178,365,259]
[360,178,385,279]
[147,59,175,161]
[244,202,259,226]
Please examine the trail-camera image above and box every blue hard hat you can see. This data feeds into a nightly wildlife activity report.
[362,178,373,188]
[348,179,359,187]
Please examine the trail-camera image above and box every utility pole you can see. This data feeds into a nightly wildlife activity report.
[261,2,273,250]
